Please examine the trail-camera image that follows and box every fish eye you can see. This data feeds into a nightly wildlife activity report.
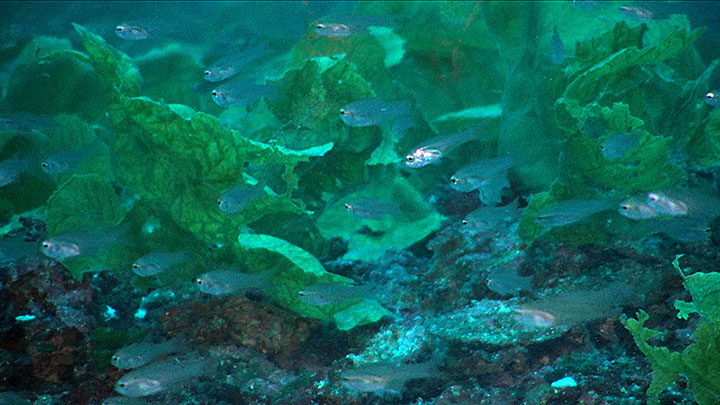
[217,199,223,206]
[196,278,204,284]
[42,241,50,248]
[707,92,716,99]
[620,204,630,210]
[298,291,306,296]
[118,382,127,387]
[647,193,659,202]
[344,203,352,210]
[339,109,349,116]
[406,156,414,162]
[116,26,125,31]
[212,90,219,97]
[316,23,326,29]
[41,162,49,167]
[450,177,459,184]
[112,356,119,362]
[204,71,211,76]
[461,220,469,225]
[132,263,140,269]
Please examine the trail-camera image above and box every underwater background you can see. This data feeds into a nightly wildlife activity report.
[1,1,720,404]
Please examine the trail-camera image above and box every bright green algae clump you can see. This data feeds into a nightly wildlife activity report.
[622,256,720,405]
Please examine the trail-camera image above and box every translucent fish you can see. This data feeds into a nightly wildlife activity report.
[297,282,373,306]
[314,15,393,38]
[535,198,612,227]
[41,140,100,174]
[114,354,217,397]
[618,6,653,22]
[115,23,152,40]
[344,199,398,220]
[704,91,720,107]
[195,270,270,295]
[211,78,276,108]
[217,182,266,214]
[132,250,189,277]
[102,396,150,405]
[404,126,478,168]
[618,197,658,220]
[646,191,688,217]
[203,43,274,82]
[601,131,640,160]
[339,98,414,130]
[486,267,533,296]
[112,336,188,370]
[646,216,712,242]
[0,157,30,188]
[0,113,56,133]
[0,234,38,265]
[513,307,556,328]
[461,199,520,234]
[450,155,517,205]
[549,25,565,65]
[340,361,436,394]
[40,225,130,260]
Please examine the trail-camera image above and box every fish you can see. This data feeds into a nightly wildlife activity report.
[131,250,189,277]
[0,112,56,133]
[618,6,654,22]
[0,157,30,188]
[297,282,374,306]
[315,22,354,38]
[344,199,398,220]
[513,307,556,328]
[646,191,688,217]
[111,336,188,370]
[203,43,274,82]
[314,15,392,38]
[115,23,152,40]
[41,140,101,174]
[0,234,38,265]
[646,216,712,242]
[217,182,266,214]
[704,91,720,107]
[618,197,658,220]
[549,25,565,65]
[534,198,613,227]
[195,270,270,295]
[450,155,517,193]
[40,224,130,260]
[601,131,640,160]
[340,361,436,394]
[486,267,533,296]
[211,78,276,108]
[461,199,520,234]
[114,354,217,397]
[339,98,414,129]
[450,155,517,205]
[102,396,150,405]
[404,126,478,168]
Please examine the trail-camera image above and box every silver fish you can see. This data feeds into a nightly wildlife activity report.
[405,126,478,168]
[112,336,187,370]
[132,250,189,277]
[298,282,374,306]
[217,182,266,213]
[535,198,612,227]
[114,354,216,397]
[195,270,270,295]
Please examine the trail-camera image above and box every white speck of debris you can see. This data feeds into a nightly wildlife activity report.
[103,305,117,320]
[134,308,147,320]
[15,315,36,322]
[551,376,578,389]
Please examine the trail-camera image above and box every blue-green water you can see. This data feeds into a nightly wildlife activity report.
[1,1,720,404]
